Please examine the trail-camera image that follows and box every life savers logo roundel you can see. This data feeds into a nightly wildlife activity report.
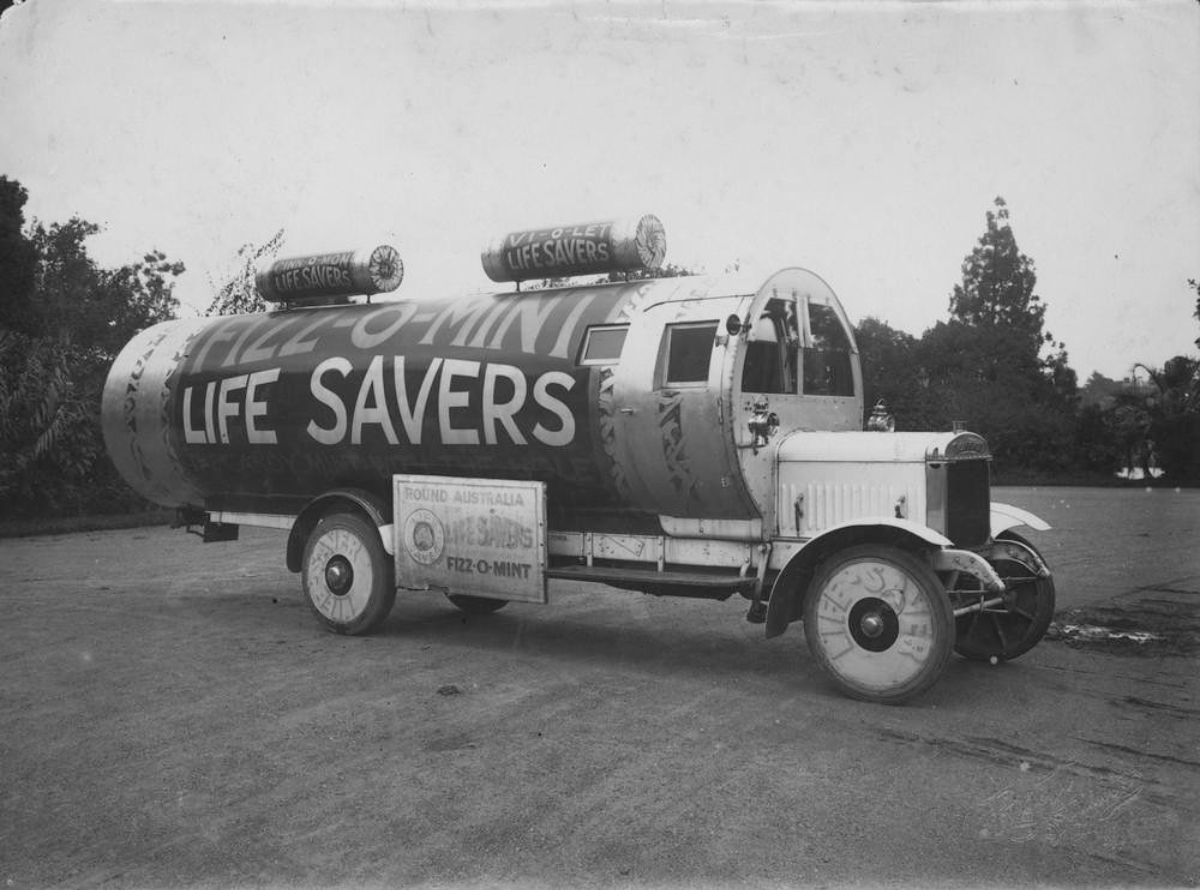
[403,509,445,565]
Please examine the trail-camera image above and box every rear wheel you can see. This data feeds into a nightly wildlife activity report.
[446,594,508,615]
[954,530,1055,662]
[301,511,396,635]
[803,545,954,704]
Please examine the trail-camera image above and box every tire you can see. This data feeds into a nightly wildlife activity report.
[954,530,1056,662]
[803,545,955,704]
[301,511,396,635]
[446,594,508,615]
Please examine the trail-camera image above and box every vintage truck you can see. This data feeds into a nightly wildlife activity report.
[102,216,1055,703]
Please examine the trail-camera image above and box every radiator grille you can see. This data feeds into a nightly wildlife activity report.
[945,459,991,547]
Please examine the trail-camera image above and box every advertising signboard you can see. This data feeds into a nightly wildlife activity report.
[393,474,548,604]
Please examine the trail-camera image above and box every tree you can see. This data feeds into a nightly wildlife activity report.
[22,218,183,353]
[948,197,1074,392]
[949,198,1045,341]
[0,179,184,519]
[1135,357,1200,482]
[0,331,104,514]
[0,176,40,336]
[1073,401,1123,477]
[206,229,285,316]
[853,316,939,430]
[1079,371,1124,408]
[916,321,1075,474]
[920,197,1078,475]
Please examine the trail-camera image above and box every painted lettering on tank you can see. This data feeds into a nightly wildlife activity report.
[482,364,526,445]
[189,283,621,371]
[439,359,482,446]
[297,356,577,448]
[394,356,443,443]
[419,301,495,349]
[351,355,399,446]
[307,357,352,445]
[483,293,568,353]
[549,294,596,358]
[181,367,281,446]
[352,304,419,351]
[280,314,328,357]
[531,372,576,447]
[190,319,239,370]
[171,285,628,480]
[221,317,269,368]
[245,368,280,444]
[242,318,295,364]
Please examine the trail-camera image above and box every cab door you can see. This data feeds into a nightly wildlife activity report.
[731,269,864,521]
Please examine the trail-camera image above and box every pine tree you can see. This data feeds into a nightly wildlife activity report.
[918,197,1078,475]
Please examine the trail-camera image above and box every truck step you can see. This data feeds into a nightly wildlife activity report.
[546,564,756,589]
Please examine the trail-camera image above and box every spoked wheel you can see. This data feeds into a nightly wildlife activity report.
[954,530,1055,662]
[446,594,508,615]
[803,545,955,704]
[301,511,396,635]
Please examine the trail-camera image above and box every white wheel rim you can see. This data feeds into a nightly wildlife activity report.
[307,527,374,624]
[815,560,938,693]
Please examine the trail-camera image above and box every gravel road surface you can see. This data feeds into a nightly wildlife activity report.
[1,487,1197,888]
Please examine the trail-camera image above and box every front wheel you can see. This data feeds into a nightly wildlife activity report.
[301,511,396,635]
[803,545,954,704]
[954,530,1055,662]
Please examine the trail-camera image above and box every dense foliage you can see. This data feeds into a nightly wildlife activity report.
[857,198,1199,483]
[0,176,183,519]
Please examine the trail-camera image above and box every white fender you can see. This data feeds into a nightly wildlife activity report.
[803,516,954,550]
[990,502,1051,537]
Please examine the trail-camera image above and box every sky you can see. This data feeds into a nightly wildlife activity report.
[1,0,1197,381]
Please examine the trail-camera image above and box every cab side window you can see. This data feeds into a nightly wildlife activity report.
[742,299,798,394]
[804,302,855,396]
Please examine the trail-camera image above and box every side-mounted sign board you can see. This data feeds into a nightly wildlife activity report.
[392,474,548,604]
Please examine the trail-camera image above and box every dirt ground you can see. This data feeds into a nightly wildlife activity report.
[1,487,1198,889]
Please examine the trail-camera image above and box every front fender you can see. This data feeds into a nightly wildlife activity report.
[802,516,954,549]
[991,502,1051,537]
[764,517,952,639]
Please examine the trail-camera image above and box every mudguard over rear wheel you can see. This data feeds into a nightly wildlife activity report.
[301,511,396,635]
[803,545,955,704]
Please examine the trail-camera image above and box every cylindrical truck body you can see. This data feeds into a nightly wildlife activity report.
[103,276,735,524]
[103,262,872,527]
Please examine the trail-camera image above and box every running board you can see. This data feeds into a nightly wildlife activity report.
[547,564,756,590]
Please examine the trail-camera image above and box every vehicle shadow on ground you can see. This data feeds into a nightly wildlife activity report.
[384,594,804,684]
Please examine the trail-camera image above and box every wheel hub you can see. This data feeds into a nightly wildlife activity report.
[860,613,886,637]
[848,597,900,652]
[324,556,354,596]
